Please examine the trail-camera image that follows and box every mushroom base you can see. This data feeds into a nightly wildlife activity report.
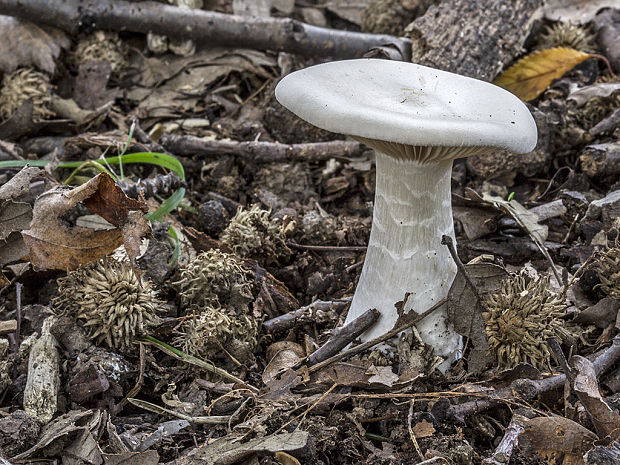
[345,152,461,371]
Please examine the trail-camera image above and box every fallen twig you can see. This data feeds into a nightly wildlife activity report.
[287,241,367,252]
[161,134,364,163]
[263,298,350,336]
[308,298,447,374]
[305,308,380,367]
[482,413,529,465]
[0,0,411,60]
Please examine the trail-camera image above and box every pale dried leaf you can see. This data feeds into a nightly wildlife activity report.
[103,451,159,465]
[324,0,372,25]
[544,0,615,23]
[12,410,95,460]
[0,200,32,240]
[185,430,309,465]
[568,82,620,107]
[0,16,69,74]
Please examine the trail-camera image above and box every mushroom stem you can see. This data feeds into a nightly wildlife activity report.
[345,152,461,368]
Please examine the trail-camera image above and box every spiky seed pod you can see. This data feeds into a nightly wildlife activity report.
[176,249,253,309]
[55,258,162,349]
[173,306,258,359]
[538,22,597,53]
[482,271,572,370]
[0,68,54,121]
[220,204,290,263]
[73,31,128,75]
[596,245,620,299]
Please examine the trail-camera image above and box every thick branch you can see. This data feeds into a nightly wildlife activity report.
[0,0,411,60]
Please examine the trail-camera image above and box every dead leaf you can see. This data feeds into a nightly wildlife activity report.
[482,193,560,280]
[260,369,303,401]
[182,430,309,465]
[447,263,508,373]
[494,47,595,101]
[0,200,31,240]
[573,298,620,330]
[519,416,597,465]
[311,361,398,389]
[22,173,150,271]
[324,0,372,25]
[411,419,435,438]
[103,451,159,465]
[544,0,615,24]
[12,410,95,460]
[570,355,620,438]
[0,16,70,74]
[568,82,620,107]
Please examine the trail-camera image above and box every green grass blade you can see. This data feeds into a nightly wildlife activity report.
[0,152,185,180]
[147,187,185,221]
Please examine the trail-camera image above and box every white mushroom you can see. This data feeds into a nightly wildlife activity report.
[275,59,537,370]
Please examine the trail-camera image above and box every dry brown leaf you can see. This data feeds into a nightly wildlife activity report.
[519,416,597,465]
[494,47,595,101]
[0,16,70,74]
[22,173,150,271]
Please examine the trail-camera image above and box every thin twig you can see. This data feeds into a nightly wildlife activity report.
[408,399,424,461]
[287,241,367,252]
[441,235,481,301]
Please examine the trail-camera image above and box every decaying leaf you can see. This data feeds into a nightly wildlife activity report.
[0,200,31,241]
[519,416,597,465]
[174,430,309,465]
[102,451,159,465]
[0,166,54,265]
[0,16,70,74]
[22,172,150,271]
[447,262,508,373]
[482,193,560,280]
[11,410,96,460]
[570,355,620,438]
[494,47,595,101]
[544,0,616,24]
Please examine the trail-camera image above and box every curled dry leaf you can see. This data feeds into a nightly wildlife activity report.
[0,16,70,74]
[22,172,150,271]
[493,47,596,101]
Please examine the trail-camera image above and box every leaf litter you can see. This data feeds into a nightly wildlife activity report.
[0,1,619,464]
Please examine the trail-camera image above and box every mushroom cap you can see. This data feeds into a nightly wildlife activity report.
[275,59,538,157]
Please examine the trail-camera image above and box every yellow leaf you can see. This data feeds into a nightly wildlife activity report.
[493,47,594,101]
